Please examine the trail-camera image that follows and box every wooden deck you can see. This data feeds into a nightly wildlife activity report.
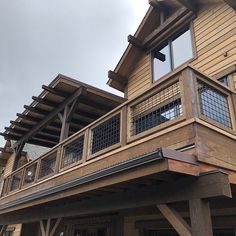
[0,65,235,215]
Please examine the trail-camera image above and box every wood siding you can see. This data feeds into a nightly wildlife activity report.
[127,53,152,99]
[192,2,236,77]
[125,2,236,99]
[3,154,15,178]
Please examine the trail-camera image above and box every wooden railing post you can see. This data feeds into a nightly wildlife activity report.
[121,106,127,147]
[180,67,199,120]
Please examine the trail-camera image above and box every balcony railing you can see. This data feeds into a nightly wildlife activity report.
[1,65,236,197]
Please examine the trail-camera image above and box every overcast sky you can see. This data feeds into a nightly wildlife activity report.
[0,0,149,147]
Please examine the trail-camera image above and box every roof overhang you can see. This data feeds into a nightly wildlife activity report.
[107,0,234,92]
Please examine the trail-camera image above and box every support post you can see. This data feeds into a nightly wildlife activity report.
[13,141,25,171]
[180,67,199,119]
[189,199,213,236]
[157,204,192,236]
[59,105,70,142]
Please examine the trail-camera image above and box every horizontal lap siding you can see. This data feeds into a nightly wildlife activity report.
[192,3,236,78]
[127,54,152,99]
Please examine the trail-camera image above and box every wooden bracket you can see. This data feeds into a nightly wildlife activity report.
[127,35,145,50]
[0,225,7,236]
[40,218,62,236]
[58,87,87,142]
[175,0,198,12]
[149,0,165,9]
[13,141,25,170]
[13,87,85,148]
[157,204,192,236]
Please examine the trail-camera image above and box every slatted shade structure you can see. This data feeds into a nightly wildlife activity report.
[1,74,125,149]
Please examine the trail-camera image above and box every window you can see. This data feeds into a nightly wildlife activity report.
[153,28,193,81]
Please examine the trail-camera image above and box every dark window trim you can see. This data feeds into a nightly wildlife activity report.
[151,24,196,84]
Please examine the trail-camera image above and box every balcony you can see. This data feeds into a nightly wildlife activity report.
[0,65,236,213]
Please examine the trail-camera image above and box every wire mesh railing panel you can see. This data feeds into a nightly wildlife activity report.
[10,171,23,192]
[130,82,182,135]
[23,163,37,185]
[62,136,84,168]
[198,81,232,128]
[39,152,57,179]
[90,114,121,154]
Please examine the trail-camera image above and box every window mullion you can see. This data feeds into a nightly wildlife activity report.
[169,40,174,70]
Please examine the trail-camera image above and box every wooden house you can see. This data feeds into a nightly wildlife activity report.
[0,0,236,235]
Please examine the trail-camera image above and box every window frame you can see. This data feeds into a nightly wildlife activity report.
[152,23,196,84]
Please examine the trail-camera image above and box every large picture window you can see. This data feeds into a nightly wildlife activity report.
[153,28,193,81]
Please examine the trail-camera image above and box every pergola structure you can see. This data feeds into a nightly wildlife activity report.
[0,74,125,169]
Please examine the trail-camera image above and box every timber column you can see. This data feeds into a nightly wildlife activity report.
[189,199,213,236]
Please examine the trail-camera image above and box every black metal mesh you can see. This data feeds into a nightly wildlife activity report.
[23,163,37,185]
[10,171,23,191]
[91,114,120,154]
[39,152,57,178]
[131,82,182,135]
[198,81,232,128]
[62,136,84,168]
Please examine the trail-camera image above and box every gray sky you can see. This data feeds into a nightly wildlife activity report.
[0,0,149,147]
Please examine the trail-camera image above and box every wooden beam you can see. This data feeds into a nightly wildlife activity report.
[6,126,60,139]
[149,0,165,9]
[108,70,128,86]
[175,0,198,12]
[33,96,99,120]
[157,204,192,236]
[13,87,84,149]
[127,35,144,50]
[32,96,58,108]
[0,225,7,236]
[40,220,46,236]
[0,172,231,225]
[189,199,213,236]
[143,7,194,49]
[49,218,62,236]
[42,85,67,98]
[223,0,236,10]
[45,219,51,236]
[67,87,87,123]
[24,105,49,116]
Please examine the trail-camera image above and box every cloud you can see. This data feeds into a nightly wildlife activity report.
[0,0,149,147]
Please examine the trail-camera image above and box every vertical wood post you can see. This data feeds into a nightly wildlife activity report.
[189,199,213,236]
[121,106,127,147]
[59,105,70,142]
[180,67,199,119]
[113,215,124,236]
